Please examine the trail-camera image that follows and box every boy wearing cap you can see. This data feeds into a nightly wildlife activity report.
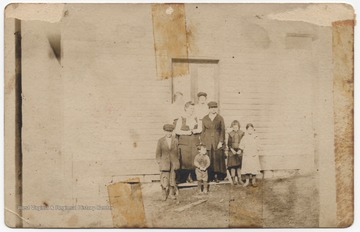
[194,92,209,120]
[194,144,210,194]
[156,124,180,201]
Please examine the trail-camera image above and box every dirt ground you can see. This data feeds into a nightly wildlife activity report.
[141,174,319,228]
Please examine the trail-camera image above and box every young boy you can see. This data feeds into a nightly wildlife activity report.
[194,144,211,194]
[156,124,180,201]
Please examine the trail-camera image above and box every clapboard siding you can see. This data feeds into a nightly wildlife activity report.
[61,5,172,162]
[19,5,328,226]
[217,47,315,170]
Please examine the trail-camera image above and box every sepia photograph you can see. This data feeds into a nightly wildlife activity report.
[4,2,355,228]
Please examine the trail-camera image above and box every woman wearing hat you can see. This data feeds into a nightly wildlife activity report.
[174,101,202,183]
[201,101,227,182]
[194,92,209,121]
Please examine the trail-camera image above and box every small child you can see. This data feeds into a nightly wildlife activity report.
[156,124,180,200]
[240,123,261,187]
[194,144,211,194]
[227,120,245,185]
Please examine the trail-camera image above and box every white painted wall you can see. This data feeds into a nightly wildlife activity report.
[19,4,335,227]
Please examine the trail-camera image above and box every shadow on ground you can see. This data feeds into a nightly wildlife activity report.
[141,174,319,228]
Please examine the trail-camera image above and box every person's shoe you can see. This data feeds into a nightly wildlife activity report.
[237,177,245,185]
[232,177,237,185]
[213,174,220,183]
[169,193,176,199]
[204,183,209,193]
[243,179,249,187]
[168,187,176,199]
[197,185,202,194]
[161,188,168,201]
[214,175,220,183]
[251,178,258,187]
[174,186,179,196]
[187,174,193,183]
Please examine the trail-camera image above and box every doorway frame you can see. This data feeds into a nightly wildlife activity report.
[171,57,220,110]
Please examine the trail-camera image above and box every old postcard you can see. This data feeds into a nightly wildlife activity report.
[4,3,354,228]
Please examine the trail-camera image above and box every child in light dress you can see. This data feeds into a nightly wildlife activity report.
[240,123,261,187]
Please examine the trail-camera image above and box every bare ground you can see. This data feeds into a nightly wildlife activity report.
[141,174,319,228]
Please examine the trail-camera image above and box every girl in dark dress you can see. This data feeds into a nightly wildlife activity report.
[227,120,245,185]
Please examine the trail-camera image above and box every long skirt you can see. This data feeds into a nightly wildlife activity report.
[242,154,261,175]
[208,146,227,175]
[227,148,242,168]
[178,134,200,169]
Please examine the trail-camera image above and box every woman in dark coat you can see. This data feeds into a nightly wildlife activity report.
[201,101,227,182]
[175,101,202,182]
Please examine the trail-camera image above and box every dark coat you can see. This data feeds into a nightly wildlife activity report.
[156,136,180,171]
[201,114,226,150]
[177,117,200,169]
[228,130,245,150]
[201,114,227,174]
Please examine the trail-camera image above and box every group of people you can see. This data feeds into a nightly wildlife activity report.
[156,92,261,201]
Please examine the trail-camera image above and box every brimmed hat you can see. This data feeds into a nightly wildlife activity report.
[197,92,207,98]
[207,101,218,108]
[163,124,175,132]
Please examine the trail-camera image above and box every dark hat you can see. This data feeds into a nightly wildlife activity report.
[197,92,207,98]
[207,101,218,108]
[163,124,175,132]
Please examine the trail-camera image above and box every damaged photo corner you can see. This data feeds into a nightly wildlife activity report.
[2,0,357,230]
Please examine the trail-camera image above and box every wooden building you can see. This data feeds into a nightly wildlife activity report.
[5,3,352,228]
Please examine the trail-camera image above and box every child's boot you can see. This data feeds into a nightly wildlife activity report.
[251,176,258,187]
[237,176,245,185]
[237,169,244,185]
[203,182,209,194]
[214,174,219,183]
[187,174,193,183]
[161,187,168,201]
[197,181,203,194]
[231,177,237,185]
[168,187,176,199]
[174,186,179,196]
[243,177,249,187]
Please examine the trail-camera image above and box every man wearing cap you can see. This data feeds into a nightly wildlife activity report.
[201,101,227,182]
[194,92,209,121]
[156,124,180,201]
